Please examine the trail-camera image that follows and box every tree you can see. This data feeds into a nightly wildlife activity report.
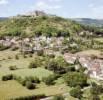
[9,65,17,70]
[89,95,100,100]
[46,57,69,74]
[25,81,36,90]
[70,86,83,99]
[90,82,103,95]
[28,61,37,68]
[42,75,56,85]
[64,72,88,87]
[2,74,13,81]
[53,95,64,100]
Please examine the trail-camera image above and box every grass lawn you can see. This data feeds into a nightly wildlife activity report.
[0,80,69,100]
[0,67,53,80]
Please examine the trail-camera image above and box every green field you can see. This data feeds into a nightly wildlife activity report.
[0,80,69,99]
[0,50,72,99]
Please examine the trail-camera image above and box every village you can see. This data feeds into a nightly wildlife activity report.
[64,53,103,80]
[0,36,103,81]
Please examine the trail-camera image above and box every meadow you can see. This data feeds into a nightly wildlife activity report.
[0,50,72,99]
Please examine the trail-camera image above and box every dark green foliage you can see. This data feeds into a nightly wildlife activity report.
[70,86,83,99]
[23,54,27,58]
[46,56,69,74]
[37,50,44,56]
[90,82,103,95]
[2,74,13,81]
[15,55,19,60]
[25,76,40,84]
[63,72,88,87]
[42,74,57,85]
[89,95,100,100]
[53,95,64,100]
[28,61,37,68]
[9,65,17,70]
[10,94,46,100]
[25,81,36,90]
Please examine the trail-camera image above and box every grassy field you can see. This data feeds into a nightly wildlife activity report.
[0,50,72,99]
[0,80,69,99]
[0,50,54,79]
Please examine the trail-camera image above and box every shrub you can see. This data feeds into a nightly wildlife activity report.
[25,81,36,90]
[90,82,103,95]
[9,65,17,70]
[28,61,37,68]
[33,77,40,83]
[10,94,46,100]
[2,74,13,81]
[37,50,44,56]
[23,54,27,58]
[42,75,56,85]
[53,95,64,100]
[15,55,19,60]
[63,72,88,88]
[70,86,83,99]
[8,56,12,59]
[25,76,40,83]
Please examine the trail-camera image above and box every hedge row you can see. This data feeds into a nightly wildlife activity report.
[10,94,46,100]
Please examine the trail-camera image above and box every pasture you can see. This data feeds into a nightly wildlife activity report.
[0,50,71,99]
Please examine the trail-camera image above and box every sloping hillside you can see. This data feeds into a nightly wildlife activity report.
[0,15,86,37]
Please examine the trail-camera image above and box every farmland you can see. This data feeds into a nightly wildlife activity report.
[0,13,103,100]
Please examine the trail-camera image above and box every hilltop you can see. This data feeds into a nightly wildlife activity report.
[0,11,94,37]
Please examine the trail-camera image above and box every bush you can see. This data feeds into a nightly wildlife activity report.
[8,56,12,59]
[15,55,19,60]
[53,95,64,100]
[10,94,46,100]
[2,74,13,81]
[89,95,100,100]
[25,76,40,83]
[37,50,44,56]
[42,75,56,85]
[63,72,88,87]
[70,86,83,99]
[9,65,17,70]
[28,61,37,68]
[25,81,36,90]
[33,77,40,83]
[23,54,27,58]
[90,82,103,95]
